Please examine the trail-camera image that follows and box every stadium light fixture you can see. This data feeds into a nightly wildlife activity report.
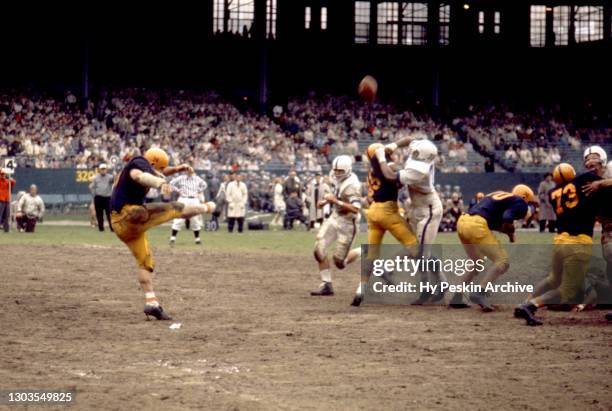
[545,6,552,12]
[463,4,470,10]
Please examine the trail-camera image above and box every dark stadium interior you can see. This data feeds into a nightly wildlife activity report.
[1,1,610,107]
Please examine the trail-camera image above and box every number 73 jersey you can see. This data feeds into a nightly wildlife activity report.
[549,171,607,237]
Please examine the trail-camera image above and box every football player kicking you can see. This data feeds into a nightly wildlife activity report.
[350,143,418,307]
[376,138,447,304]
[310,155,363,296]
[453,184,535,311]
[516,151,612,326]
[111,148,215,320]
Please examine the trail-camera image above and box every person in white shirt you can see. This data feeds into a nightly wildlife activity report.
[271,177,285,226]
[226,174,248,233]
[169,169,208,245]
[16,184,45,233]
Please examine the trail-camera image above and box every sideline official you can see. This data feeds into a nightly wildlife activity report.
[90,164,114,232]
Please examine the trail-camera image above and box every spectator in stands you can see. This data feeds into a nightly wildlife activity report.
[0,168,16,232]
[445,192,464,232]
[484,157,495,173]
[537,173,556,233]
[16,184,45,233]
[468,192,485,209]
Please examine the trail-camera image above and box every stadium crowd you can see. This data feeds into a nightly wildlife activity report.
[2,89,609,176]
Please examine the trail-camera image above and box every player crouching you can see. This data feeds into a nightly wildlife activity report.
[310,155,362,296]
[453,184,535,311]
[110,148,216,320]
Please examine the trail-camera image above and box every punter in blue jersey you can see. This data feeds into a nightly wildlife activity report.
[452,184,535,311]
[111,148,215,320]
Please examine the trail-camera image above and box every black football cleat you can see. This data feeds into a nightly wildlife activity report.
[144,305,172,321]
[310,282,334,296]
[514,303,542,326]
[449,292,469,309]
[428,288,446,304]
[605,312,612,321]
[350,294,363,307]
[411,291,431,305]
[468,292,495,312]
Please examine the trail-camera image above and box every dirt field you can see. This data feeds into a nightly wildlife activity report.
[1,243,611,410]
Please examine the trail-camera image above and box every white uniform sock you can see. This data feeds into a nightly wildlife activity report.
[320,269,332,283]
[355,283,363,296]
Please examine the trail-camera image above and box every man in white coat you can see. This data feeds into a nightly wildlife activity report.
[306,173,329,229]
[226,173,248,233]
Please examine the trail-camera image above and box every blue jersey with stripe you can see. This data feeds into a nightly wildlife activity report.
[468,192,528,231]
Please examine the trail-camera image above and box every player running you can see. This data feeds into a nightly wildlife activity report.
[310,155,362,296]
[111,148,215,320]
[376,138,446,304]
[516,152,612,326]
[351,143,418,307]
[452,184,535,311]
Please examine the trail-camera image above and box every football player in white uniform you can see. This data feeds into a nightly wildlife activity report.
[581,146,612,316]
[311,155,362,296]
[378,138,447,303]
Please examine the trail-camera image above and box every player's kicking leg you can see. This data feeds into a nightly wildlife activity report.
[113,201,215,320]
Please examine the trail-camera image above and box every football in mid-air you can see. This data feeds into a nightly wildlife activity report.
[358,75,378,102]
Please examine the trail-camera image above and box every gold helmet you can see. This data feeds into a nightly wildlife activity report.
[144,148,169,171]
[552,163,576,185]
[366,143,384,160]
[512,184,535,203]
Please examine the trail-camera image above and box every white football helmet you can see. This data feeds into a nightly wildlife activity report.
[332,155,353,181]
[583,145,607,165]
[605,161,612,179]
[409,139,438,163]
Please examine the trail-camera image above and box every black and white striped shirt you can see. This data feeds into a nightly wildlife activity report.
[170,174,207,198]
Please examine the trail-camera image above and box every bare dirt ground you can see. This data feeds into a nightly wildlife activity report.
[1,244,611,410]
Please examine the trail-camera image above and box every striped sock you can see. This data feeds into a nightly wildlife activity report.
[145,292,159,307]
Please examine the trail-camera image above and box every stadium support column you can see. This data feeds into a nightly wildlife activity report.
[254,0,268,113]
[604,1,611,42]
[428,1,441,119]
[82,40,89,111]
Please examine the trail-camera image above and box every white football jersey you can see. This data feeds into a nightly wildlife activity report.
[398,159,440,207]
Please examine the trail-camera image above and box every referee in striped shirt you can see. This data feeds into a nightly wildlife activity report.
[169,169,208,245]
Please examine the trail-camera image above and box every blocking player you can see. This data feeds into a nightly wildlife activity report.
[515,159,611,326]
[453,184,535,311]
[310,155,362,296]
[377,139,447,304]
[169,168,208,245]
[582,147,612,311]
[111,148,215,320]
[350,143,418,306]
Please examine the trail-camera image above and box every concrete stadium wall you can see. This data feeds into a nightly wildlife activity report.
[10,169,546,204]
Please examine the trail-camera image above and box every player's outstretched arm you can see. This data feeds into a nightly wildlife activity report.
[162,164,193,176]
[385,135,415,153]
[583,178,612,196]
[375,147,398,180]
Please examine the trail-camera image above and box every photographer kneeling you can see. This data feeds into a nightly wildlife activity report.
[16,185,45,233]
